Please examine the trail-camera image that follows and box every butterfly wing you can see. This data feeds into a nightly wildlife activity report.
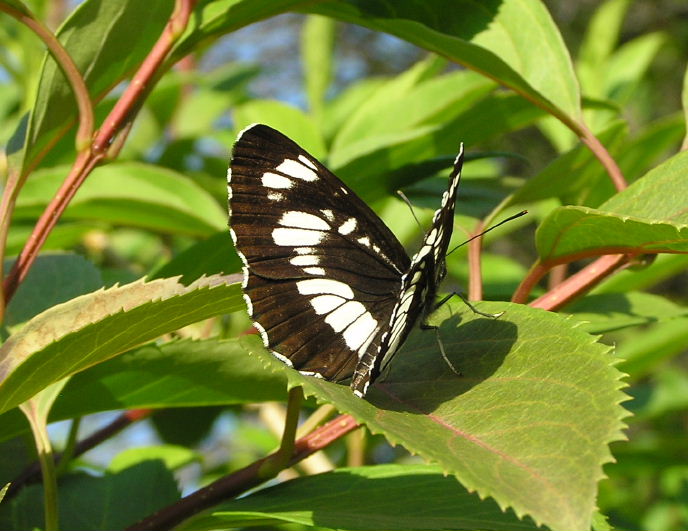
[351,146,464,396]
[229,124,410,382]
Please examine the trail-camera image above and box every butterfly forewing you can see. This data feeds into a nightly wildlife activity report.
[229,124,464,397]
[229,124,410,382]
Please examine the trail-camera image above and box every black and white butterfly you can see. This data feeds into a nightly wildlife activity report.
[228,124,465,397]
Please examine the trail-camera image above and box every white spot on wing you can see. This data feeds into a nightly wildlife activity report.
[298,154,317,170]
[277,159,318,181]
[279,211,330,230]
[357,236,371,247]
[325,300,366,333]
[262,172,293,189]
[320,209,335,221]
[272,228,324,246]
[297,279,354,299]
[295,247,315,255]
[289,255,319,266]
[338,217,357,235]
[304,267,325,275]
[310,294,345,315]
[343,311,378,351]
[267,192,284,201]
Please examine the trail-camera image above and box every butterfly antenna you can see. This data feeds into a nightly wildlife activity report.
[396,189,423,230]
[447,210,528,256]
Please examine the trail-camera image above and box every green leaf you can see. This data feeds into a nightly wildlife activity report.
[335,92,544,203]
[232,100,327,160]
[577,0,631,98]
[308,0,582,128]
[180,464,540,531]
[244,301,628,531]
[616,318,688,379]
[0,275,244,414]
[13,162,226,236]
[504,121,627,208]
[564,292,688,334]
[170,0,307,61]
[108,445,198,473]
[4,253,102,331]
[536,205,688,261]
[536,150,688,262]
[302,15,335,120]
[0,338,287,442]
[19,0,173,171]
[617,113,685,182]
[0,463,179,530]
[173,64,258,138]
[150,232,241,284]
[604,32,666,104]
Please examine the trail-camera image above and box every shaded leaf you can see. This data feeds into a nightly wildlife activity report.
[0,275,244,414]
[180,464,541,531]
[150,232,241,284]
[243,301,628,531]
[4,253,102,330]
[0,463,178,531]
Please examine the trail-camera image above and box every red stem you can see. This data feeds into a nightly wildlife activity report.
[529,254,629,311]
[126,414,360,531]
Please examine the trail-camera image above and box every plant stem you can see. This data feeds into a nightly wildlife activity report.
[20,401,59,531]
[529,254,629,311]
[259,386,303,478]
[579,123,627,191]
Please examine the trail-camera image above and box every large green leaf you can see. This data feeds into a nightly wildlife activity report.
[0,338,288,442]
[536,150,688,262]
[13,162,226,236]
[0,275,244,414]
[180,464,540,531]
[242,301,627,531]
[308,0,582,129]
[15,0,172,172]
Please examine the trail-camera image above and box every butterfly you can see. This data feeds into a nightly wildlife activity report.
[228,124,464,397]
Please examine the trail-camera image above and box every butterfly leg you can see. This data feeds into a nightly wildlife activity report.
[435,291,504,319]
[420,321,461,376]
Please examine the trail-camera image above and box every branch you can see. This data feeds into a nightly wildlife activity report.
[126,414,360,531]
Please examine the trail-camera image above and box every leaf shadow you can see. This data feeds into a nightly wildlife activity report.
[367,313,518,413]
